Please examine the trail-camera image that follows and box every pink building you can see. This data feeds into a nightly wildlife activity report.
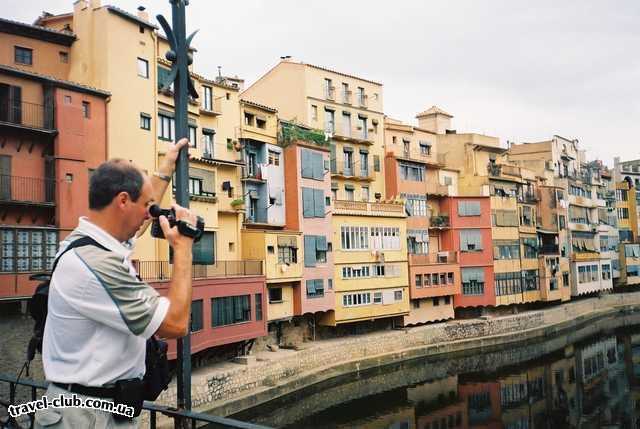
[282,122,334,319]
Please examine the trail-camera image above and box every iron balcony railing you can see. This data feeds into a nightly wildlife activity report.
[0,175,55,204]
[0,99,54,130]
[0,374,271,429]
[245,206,268,224]
[409,251,458,265]
[134,260,263,281]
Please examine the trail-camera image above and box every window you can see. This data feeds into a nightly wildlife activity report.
[444,296,451,305]
[301,149,324,180]
[304,235,327,267]
[361,186,369,202]
[602,264,611,280]
[244,112,255,126]
[158,113,174,140]
[415,274,423,288]
[188,126,197,148]
[268,287,283,303]
[302,187,325,218]
[14,46,33,65]
[419,142,431,155]
[495,272,523,296]
[462,268,485,295]
[0,229,57,272]
[625,244,640,257]
[620,229,634,242]
[521,237,538,259]
[394,290,403,301]
[370,227,401,250]
[359,151,369,176]
[343,149,353,175]
[405,195,428,217]
[358,116,368,139]
[563,272,569,287]
[373,292,382,303]
[403,140,410,154]
[190,300,203,332]
[82,101,90,118]
[192,231,215,264]
[255,294,262,320]
[493,241,520,260]
[341,112,351,136]
[342,292,371,307]
[306,279,325,298]
[459,229,483,251]
[268,150,280,166]
[324,108,335,133]
[212,295,251,327]
[341,226,369,250]
[64,95,72,104]
[399,162,424,182]
[324,78,334,99]
[559,215,566,230]
[311,105,318,121]
[357,87,365,106]
[202,132,214,157]
[433,297,440,306]
[373,155,381,172]
[345,187,354,201]
[522,270,539,291]
[341,82,349,103]
[618,208,629,219]
[140,113,151,130]
[628,265,640,278]
[137,57,149,78]
[277,245,297,264]
[203,86,212,110]
[341,265,370,279]
[59,51,69,63]
[519,206,535,226]
[256,117,266,129]
[458,201,481,216]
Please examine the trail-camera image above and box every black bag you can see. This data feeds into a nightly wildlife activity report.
[28,237,108,361]
[143,336,171,400]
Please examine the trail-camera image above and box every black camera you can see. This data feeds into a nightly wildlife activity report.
[149,204,205,242]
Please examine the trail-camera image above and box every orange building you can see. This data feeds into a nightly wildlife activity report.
[0,18,109,300]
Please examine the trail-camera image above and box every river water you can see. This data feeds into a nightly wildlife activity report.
[231,312,640,429]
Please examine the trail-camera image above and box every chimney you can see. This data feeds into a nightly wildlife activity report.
[137,6,149,22]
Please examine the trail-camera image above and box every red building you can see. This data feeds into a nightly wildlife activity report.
[440,196,496,310]
[0,17,109,300]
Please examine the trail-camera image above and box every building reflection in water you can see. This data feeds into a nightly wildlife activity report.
[236,323,640,429]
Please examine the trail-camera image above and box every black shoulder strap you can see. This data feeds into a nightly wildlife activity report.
[50,236,110,276]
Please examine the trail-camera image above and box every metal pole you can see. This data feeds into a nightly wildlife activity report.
[156,2,199,427]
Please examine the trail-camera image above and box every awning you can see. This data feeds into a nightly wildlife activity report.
[277,236,297,248]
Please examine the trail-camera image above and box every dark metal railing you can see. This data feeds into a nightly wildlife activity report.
[0,374,271,429]
[245,207,268,224]
[0,99,54,130]
[0,175,55,204]
[134,260,263,281]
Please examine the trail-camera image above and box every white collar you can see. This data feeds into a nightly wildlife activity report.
[75,217,135,259]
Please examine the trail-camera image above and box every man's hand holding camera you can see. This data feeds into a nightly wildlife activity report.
[156,204,199,249]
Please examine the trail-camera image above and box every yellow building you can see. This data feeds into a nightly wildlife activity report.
[243,60,409,325]
[241,230,303,322]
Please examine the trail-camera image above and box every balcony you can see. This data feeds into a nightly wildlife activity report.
[356,94,368,108]
[324,86,336,100]
[331,161,374,181]
[0,175,55,206]
[341,90,352,104]
[333,199,405,217]
[244,206,268,225]
[0,100,54,132]
[488,162,521,179]
[518,192,539,204]
[241,165,267,183]
[568,194,596,208]
[200,97,222,116]
[332,128,374,145]
[426,182,449,197]
[429,214,450,229]
[134,260,263,281]
[409,251,458,265]
[539,244,560,255]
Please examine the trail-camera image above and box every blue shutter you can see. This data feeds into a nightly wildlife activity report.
[304,235,317,267]
[306,279,316,295]
[302,187,314,218]
[316,235,328,251]
[314,189,325,217]
[314,279,324,295]
[301,149,312,178]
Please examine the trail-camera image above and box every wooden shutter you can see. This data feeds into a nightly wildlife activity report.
[302,187,314,218]
[0,155,11,200]
[301,149,312,178]
[312,152,324,180]
[304,235,317,267]
[314,189,325,217]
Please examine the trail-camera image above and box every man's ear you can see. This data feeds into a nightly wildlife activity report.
[116,191,130,208]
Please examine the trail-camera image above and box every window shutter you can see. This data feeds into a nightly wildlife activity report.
[314,279,324,293]
[458,201,467,216]
[304,236,317,267]
[302,187,314,218]
[306,279,316,295]
[316,235,327,251]
[312,152,324,180]
[301,149,312,178]
[314,189,325,217]
[373,155,380,172]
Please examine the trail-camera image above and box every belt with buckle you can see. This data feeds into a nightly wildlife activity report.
[52,382,116,399]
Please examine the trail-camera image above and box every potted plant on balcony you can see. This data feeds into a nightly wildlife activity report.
[230,198,244,209]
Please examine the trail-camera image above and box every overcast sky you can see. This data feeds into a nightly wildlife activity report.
[9,0,640,165]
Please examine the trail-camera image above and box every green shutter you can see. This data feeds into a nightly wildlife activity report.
[302,187,314,218]
[310,152,322,180]
[314,279,324,294]
[304,235,317,267]
[301,149,312,178]
[314,189,325,217]
[316,235,328,251]
[306,279,316,295]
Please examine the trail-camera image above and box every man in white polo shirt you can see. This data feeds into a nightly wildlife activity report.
[35,139,195,428]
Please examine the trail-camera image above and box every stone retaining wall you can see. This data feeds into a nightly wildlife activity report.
[146,292,640,427]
